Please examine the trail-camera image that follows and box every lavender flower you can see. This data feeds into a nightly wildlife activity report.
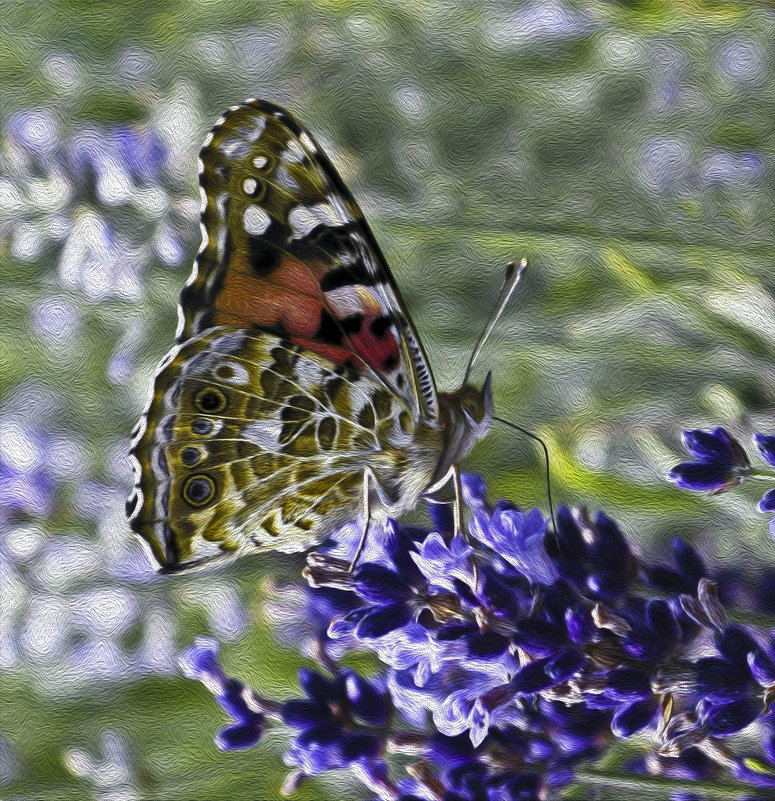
[668,427,750,492]
[282,668,390,775]
[182,475,775,800]
[180,637,266,750]
[671,428,775,538]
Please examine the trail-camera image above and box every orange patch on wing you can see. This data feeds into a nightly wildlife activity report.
[214,255,328,338]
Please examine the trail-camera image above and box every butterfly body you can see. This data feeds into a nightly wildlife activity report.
[128,100,492,572]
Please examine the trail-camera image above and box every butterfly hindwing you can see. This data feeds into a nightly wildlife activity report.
[181,99,438,420]
[128,327,426,570]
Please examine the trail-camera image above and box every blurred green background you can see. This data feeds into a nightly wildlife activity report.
[2,1,775,798]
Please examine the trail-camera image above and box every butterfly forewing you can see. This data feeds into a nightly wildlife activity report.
[181,99,437,419]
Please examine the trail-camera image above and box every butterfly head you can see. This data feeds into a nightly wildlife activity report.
[435,372,494,478]
[457,370,494,439]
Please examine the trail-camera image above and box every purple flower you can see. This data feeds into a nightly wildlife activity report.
[349,563,425,639]
[411,532,474,593]
[470,502,556,585]
[179,474,775,798]
[753,433,775,535]
[7,109,59,156]
[668,428,750,492]
[114,126,166,181]
[755,433,775,467]
[282,668,389,774]
[179,638,265,751]
[546,506,637,601]
[645,538,707,595]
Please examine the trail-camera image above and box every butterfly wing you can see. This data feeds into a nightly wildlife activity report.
[180,99,438,420]
[128,327,428,571]
[128,99,449,571]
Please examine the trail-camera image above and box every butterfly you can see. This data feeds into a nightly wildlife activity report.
[127,99,516,573]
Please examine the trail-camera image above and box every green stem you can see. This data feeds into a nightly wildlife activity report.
[747,470,775,481]
[572,768,775,800]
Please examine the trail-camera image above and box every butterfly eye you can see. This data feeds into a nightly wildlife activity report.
[194,387,227,414]
[183,475,215,506]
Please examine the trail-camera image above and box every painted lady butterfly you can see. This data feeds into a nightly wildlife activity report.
[127,99,512,572]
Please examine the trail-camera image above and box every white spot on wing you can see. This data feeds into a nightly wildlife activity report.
[294,357,326,390]
[299,132,316,152]
[253,156,268,169]
[244,419,283,451]
[324,286,365,316]
[211,331,248,353]
[216,225,227,262]
[288,203,349,238]
[348,381,377,420]
[220,136,250,160]
[216,361,250,385]
[283,140,306,163]
[275,166,299,190]
[236,116,266,142]
[243,205,271,235]
[327,192,352,225]
[242,178,258,195]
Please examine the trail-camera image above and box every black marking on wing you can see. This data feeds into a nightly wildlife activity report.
[247,236,282,276]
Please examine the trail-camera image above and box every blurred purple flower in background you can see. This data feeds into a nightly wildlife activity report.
[0,99,252,706]
[1,103,194,305]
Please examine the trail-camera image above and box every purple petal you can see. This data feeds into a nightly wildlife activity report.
[612,698,658,737]
[461,473,487,508]
[703,698,759,735]
[755,433,775,466]
[606,667,651,700]
[355,564,411,603]
[682,428,745,465]
[411,532,473,591]
[216,720,264,751]
[667,461,739,492]
[342,671,389,726]
[179,637,223,685]
[283,699,328,728]
[356,604,412,639]
[299,669,337,703]
[748,647,775,686]
[759,488,775,513]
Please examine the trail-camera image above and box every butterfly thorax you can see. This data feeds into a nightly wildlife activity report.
[430,375,494,489]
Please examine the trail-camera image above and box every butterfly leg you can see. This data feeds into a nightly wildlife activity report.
[451,464,463,539]
[427,464,481,587]
[427,463,464,536]
[348,467,376,573]
[448,464,481,588]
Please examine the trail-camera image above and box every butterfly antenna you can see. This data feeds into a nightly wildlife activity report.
[463,258,528,387]
[492,416,557,536]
